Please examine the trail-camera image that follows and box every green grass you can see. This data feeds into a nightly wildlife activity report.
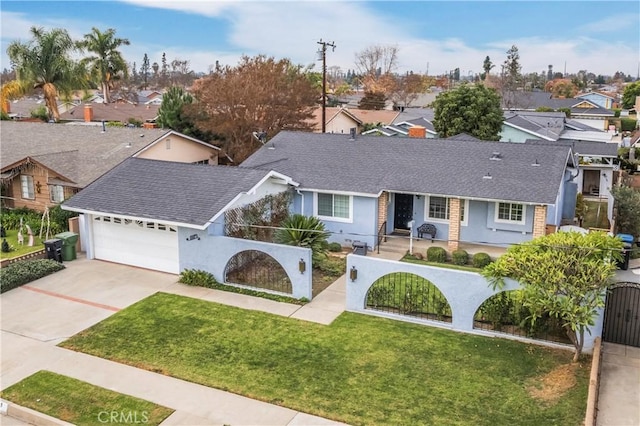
[0,229,44,259]
[61,292,590,426]
[0,371,174,425]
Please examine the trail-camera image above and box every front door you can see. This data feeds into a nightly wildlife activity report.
[603,283,640,347]
[393,194,414,230]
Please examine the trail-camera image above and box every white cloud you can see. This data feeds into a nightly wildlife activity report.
[577,13,638,33]
[1,3,637,79]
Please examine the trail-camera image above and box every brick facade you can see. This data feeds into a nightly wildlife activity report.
[377,192,388,231]
[533,205,547,238]
[448,198,461,251]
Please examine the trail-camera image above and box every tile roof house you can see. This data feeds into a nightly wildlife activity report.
[60,130,576,276]
[1,121,222,212]
[58,102,160,125]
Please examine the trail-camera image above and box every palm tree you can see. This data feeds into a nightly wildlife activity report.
[7,27,82,121]
[77,27,130,104]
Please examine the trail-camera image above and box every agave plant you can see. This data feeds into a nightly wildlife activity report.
[274,214,330,261]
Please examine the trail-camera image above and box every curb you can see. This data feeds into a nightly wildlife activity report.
[584,336,602,426]
[1,400,74,426]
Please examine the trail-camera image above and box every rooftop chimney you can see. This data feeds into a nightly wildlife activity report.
[84,104,93,122]
[408,126,426,138]
[349,127,356,140]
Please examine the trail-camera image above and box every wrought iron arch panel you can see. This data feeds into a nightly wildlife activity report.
[473,290,570,344]
[365,272,452,323]
[224,250,292,295]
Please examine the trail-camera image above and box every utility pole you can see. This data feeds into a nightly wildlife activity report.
[317,39,336,133]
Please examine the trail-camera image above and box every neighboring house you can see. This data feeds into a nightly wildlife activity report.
[503,92,616,131]
[310,107,400,134]
[241,131,578,251]
[576,91,618,110]
[362,118,437,138]
[499,110,617,222]
[62,158,298,274]
[58,103,160,125]
[0,121,222,211]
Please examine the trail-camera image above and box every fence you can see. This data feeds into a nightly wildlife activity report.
[346,254,602,352]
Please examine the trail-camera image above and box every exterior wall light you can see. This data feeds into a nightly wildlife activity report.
[298,258,306,274]
[350,266,358,281]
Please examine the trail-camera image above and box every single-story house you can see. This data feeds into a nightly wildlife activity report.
[61,130,577,274]
[240,131,578,251]
[1,121,223,211]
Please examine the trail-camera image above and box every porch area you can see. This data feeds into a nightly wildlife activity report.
[372,233,508,261]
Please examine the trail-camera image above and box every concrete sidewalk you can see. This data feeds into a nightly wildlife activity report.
[597,343,640,426]
[1,257,348,426]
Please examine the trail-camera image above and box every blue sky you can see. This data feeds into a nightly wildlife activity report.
[1,1,639,78]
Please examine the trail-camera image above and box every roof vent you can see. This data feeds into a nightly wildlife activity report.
[483,172,492,179]
[349,127,356,141]
[490,152,502,160]
[531,158,540,166]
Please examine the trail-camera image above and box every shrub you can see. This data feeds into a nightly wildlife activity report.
[178,268,307,305]
[0,259,65,293]
[178,268,218,288]
[30,106,49,122]
[328,242,342,252]
[472,252,492,268]
[127,118,143,127]
[2,238,11,253]
[451,249,468,265]
[426,246,447,263]
[621,117,637,132]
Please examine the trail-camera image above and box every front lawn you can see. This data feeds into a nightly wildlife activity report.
[60,293,589,426]
[0,370,174,425]
[0,229,44,259]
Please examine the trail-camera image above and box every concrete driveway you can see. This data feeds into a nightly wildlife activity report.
[1,257,178,389]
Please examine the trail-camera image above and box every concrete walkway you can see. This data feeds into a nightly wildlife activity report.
[0,257,347,426]
[597,343,640,426]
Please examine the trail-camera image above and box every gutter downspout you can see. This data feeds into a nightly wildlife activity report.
[296,189,304,215]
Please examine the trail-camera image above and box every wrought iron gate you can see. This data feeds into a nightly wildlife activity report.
[603,282,640,347]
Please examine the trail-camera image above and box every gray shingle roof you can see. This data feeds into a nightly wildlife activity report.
[241,131,571,205]
[64,158,275,227]
[1,121,168,187]
[525,138,618,157]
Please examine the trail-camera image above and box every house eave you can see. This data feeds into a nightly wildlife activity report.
[60,206,208,230]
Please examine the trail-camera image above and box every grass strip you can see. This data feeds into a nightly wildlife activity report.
[0,370,174,426]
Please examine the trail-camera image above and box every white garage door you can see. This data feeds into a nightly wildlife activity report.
[92,216,179,274]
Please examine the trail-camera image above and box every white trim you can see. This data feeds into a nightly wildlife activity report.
[494,202,526,225]
[61,206,206,230]
[132,130,222,158]
[423,196,469,226]
[313,192,353,223]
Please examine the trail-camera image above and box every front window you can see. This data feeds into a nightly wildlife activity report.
[317,193,351,220]
[50,185,64,203]
[426,197,466,223]
[496,202,525,223]
[21,175,35,199]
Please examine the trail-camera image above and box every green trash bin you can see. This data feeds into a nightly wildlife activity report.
[54,231,79,261]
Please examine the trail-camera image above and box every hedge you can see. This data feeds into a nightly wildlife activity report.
[0,259,65,293]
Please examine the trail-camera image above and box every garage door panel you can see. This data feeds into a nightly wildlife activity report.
[92,219,179,274]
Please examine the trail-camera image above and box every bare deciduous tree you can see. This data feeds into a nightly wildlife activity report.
[354,44,399,95]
